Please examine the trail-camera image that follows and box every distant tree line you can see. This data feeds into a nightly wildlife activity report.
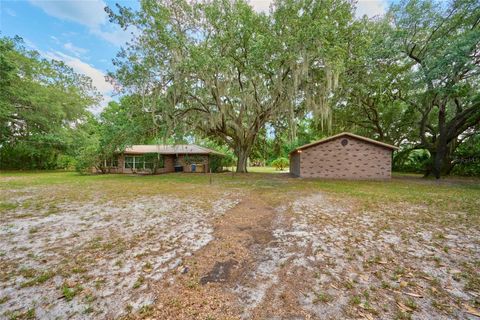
[1,0,479,178]
[0,36,99,170]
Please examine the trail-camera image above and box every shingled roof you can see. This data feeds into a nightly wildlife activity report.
[123,144,224,155]
[289,132,398,155]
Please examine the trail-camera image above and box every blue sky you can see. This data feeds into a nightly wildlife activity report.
[1,0,140,112]
[0,0,388,113]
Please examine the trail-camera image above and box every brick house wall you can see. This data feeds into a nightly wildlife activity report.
[164,155,175,173]
[177,155,209,173]
[296,136,393,179]
[114,153,208,174]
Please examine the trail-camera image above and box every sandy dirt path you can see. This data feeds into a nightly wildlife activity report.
[144,190,479,320]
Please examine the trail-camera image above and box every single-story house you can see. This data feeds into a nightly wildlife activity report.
[289,132,398,179]
[99,144,223,174]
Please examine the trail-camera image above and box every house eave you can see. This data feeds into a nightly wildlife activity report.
[289,132,399,155]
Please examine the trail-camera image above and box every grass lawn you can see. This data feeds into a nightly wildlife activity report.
[0,171,479,319]
[247,166,289,173]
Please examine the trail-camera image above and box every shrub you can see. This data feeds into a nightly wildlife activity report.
[57,155,77,170]
[143,153,165,174]
[271,157,289,171]
[75,145,100,174]
[209,154,235,172]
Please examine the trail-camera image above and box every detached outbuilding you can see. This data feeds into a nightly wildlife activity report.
[289,132,398,179]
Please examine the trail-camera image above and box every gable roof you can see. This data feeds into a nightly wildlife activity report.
[289,132,398,155]
[123,144,224,155]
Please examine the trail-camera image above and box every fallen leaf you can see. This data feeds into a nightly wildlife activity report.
[389,289,423,298]
[464,304,480,317]
[361,274,369,282]
[397,302,414,312]
[358,311,374,320]
[403,291,423,298]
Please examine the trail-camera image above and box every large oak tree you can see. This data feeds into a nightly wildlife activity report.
[0,36,100,169]
[391,0,480,178]
[107,0,354,172]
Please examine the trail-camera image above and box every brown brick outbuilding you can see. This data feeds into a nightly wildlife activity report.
[289,132,398,179]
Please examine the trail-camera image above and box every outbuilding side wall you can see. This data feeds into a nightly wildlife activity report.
[299,136,392,179]
[289,152,301,177]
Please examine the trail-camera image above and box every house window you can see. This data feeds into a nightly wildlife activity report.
[100,158,118,168]
[143,153,165,169]
[124,156,136,169]
[110,159,118,168]
[125,155,164,170]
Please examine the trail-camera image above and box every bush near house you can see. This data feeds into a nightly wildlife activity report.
[209,154,235,173]
[142,153,165,174]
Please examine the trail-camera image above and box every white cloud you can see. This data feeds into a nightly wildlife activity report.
[91,27,134,47]
[249,0,271,13]
[5,7,16,17]
[23,38,40,51]
[28,0,131,47]
[63,42,88,57]
[355,0,388,18]
[50,35,60,44]
[29,0,106,28]
[249,0,387,18]
[44,50,114,112]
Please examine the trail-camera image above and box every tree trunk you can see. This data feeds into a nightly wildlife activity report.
[431,103,447,179]
[431,145,446,179]
[235,147,249,173]
[427,142,453,179]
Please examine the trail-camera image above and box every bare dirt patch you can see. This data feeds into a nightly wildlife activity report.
[0,186,240,319]
[137,194,277,319]
[1,173,479,320]
[139,190,480,320]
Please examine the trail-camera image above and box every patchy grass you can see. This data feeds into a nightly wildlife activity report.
[0,171,478,319]
[247,166,289,173]
[61,283,83,301]
[0,201,18,213]
[313,291,333,304]
[20,271,54,288]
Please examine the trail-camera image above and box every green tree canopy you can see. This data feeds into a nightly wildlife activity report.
[0,36,100,169]
[107,0,354,172]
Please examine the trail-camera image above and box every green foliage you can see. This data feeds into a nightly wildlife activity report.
[75,143,101,174]
[209,154,235,173]
[2,2,479,178]
[107,0,355,172]
[56,155,77,171]
[71,116,103,174]
[142,153,165,173]
[73,97,155,174]
[452,133,480,176]
[0,36,100,170]
[387,0,480,177]
[393,149,431,173]
[271,157,289,171]
[61,283,83,301]
[98,96,155,156]
[182,155,205,165]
